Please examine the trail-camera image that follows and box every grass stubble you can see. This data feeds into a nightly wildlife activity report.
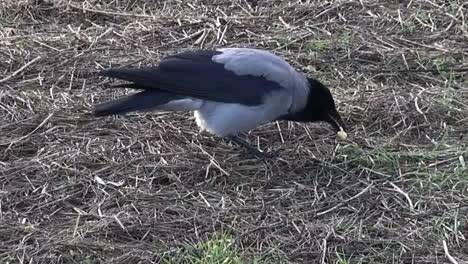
[0,0,467,263]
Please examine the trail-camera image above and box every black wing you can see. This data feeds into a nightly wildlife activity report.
[98,50,284,106]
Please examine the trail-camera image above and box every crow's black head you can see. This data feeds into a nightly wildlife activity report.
[281,78,346,131]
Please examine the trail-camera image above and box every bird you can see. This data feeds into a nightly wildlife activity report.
[93,47,346,157]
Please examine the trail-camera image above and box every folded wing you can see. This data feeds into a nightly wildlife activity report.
[98,50,288,106]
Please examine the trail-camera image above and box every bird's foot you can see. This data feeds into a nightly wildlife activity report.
[228,135,276,159]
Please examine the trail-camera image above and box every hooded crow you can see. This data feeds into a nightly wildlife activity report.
[94,48,346,157]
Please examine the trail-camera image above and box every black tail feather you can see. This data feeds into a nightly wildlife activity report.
[108,83,147,90]
[93,91,184,117]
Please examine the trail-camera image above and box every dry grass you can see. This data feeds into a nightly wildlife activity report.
[1,0,468,263]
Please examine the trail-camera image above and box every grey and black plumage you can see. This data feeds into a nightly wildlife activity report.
[94,48,346,156]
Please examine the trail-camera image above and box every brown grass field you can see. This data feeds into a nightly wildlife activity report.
[1,0,468,263]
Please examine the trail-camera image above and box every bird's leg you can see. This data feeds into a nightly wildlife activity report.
[228,135,275,159]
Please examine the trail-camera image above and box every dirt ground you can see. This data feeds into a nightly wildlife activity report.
[1,0,467,263]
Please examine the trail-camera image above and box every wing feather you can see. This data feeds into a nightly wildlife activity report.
[98,49,287,106]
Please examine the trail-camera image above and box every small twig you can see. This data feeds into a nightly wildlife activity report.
[443,240,459,264]
[168,29,205,44]
[278,16,292,29]
[73,215,80,237]
[369,68,468,73]
[234,223,283,243]
[389,182,414,210]
[193,29,210,46]
[320,236,327,264]
[0,56,41,83]
[4,113,54,148]
[274,32,314,50]
[194,142,230,176]
[317,203,341,216]
[113,214,132,237]
[344,183,373,203]
[68,3,155,19]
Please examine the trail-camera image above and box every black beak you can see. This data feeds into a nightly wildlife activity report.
[326,109,346,132]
